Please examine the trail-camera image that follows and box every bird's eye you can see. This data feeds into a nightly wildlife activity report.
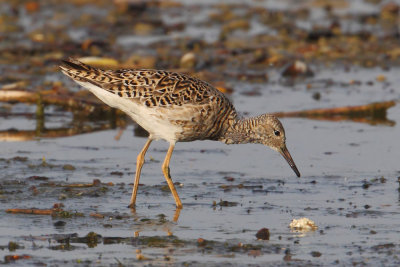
[274,130,280,136]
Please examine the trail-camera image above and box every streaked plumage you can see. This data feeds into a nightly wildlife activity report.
[60,58,300,209]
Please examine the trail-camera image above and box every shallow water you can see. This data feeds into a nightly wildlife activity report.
[1,65,400,266]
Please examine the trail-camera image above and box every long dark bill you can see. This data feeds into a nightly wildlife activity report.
[279,146,301,177]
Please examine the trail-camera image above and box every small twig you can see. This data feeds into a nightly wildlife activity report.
[5,208,61,215]
[272,100,396,125]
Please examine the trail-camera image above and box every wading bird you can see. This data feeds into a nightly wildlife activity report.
[60,58,300,208]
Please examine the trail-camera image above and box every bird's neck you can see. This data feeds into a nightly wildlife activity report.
[220,116,258,144]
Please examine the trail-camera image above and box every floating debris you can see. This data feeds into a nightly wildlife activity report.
[4,254,31,263]
[62,164,75,171]
[6,208,60,215]
[212,200,239,207]
[85,232,101,248]
[255,228,270,240]
[90,213,105,219]
[63,179,101,188]
[7,241,19,251]
[197,238,207,246]
[180,52,197,69]
[376,75,386,82]
[53,221,66,227]
[281,60,314,78]
[311,251,322,257]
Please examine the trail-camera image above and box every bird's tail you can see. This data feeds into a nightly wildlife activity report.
[60,58,100,82]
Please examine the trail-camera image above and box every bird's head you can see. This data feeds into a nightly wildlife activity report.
[253,115,301,177]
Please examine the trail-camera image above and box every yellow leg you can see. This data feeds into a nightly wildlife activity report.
[173,207,182,222]
[162,143,183,208]
[129,138,152,208]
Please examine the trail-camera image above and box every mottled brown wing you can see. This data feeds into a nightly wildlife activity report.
[100,69,227,108]
[61,59,238,141]
[99,66,237,140]
[61,59,228,108]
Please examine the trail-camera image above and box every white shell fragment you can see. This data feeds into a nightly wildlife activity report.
[289,217,318,232]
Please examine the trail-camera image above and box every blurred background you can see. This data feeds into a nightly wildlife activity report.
[1,0,399,137]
